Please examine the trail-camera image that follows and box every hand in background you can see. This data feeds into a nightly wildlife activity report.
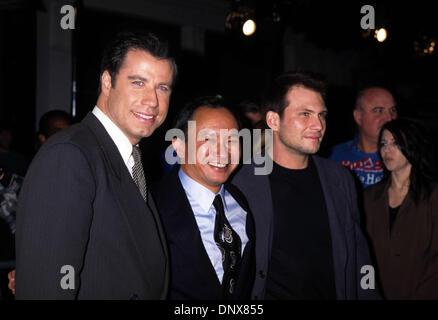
[8,269,15,295]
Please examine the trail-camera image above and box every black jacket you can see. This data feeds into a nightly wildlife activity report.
[16,113,169,299]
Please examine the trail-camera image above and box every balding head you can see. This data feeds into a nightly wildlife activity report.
[355,87,395,113]
[353,87,397,152]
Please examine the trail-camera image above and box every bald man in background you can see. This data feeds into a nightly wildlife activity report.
[330,87,397,188]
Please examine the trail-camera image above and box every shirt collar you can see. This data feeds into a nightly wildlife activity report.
[178,168,227,213]
[92,106,134,167]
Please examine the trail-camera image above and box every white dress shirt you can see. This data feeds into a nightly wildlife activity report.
[178,168,249,283]
[92,106,135,177]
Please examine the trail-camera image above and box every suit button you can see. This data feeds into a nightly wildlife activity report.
[254,295,259,300]
[259,270,265,279]
[395,253,401,257]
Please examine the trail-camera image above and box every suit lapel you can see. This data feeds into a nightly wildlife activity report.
[164,169,222,288]
[226,182,256,298]
[313,156,348,299]
[82,113,169,296]
[231,164,273,264]
[145,187,170,278]
[226,182,255,242]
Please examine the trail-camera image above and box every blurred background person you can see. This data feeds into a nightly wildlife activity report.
[0,120,26,299]
[4,109,72,299]
[330,87,397,189]
[0,167,23,299]
[364,118,438,299]
[36,110,73,150]
[237,99,264,129]
[237,99,269,156]
[0,122,28,177]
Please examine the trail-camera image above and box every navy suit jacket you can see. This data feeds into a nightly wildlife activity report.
[16,113,169,299]
[153,167,255,299]
[231,155,381,300]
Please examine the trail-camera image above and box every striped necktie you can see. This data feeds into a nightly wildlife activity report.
[132,145,147,202]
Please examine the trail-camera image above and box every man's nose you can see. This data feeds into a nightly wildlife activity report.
[216,140,228,159]
[210,139,230,162]
[310,115,323,130]
[383,108,393,122]
[141,87,158,108]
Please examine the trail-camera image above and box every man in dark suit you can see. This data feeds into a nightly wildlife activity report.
[15,31,176,299]
[153,96,255,299]
[231,72,381,300]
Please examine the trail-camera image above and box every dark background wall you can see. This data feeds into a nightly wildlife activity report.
[0,7,36,160]
[0,0,437,163]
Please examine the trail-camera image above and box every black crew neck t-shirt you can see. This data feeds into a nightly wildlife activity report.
[265,158,337,300]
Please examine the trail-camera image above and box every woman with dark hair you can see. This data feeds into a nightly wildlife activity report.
[364,118,438,299]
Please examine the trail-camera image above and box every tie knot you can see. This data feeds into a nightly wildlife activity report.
[213,194,224,212]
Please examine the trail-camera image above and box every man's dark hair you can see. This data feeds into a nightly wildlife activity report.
[237,99,261,114]
[262,72,327,118]
[379,118,437,204]
[38,110,73,137]
[174,95,242,136]
[98,31,177,94]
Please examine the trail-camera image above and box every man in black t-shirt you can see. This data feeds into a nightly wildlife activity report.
[232,72,380,300]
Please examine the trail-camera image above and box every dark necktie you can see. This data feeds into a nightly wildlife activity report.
[132,145,147,202]
[213,194,242,298]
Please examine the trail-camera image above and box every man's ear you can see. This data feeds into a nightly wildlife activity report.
[172,137,185,159]
[101,70,112,96]
[266,111,280,132]
[353,109,362,127]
